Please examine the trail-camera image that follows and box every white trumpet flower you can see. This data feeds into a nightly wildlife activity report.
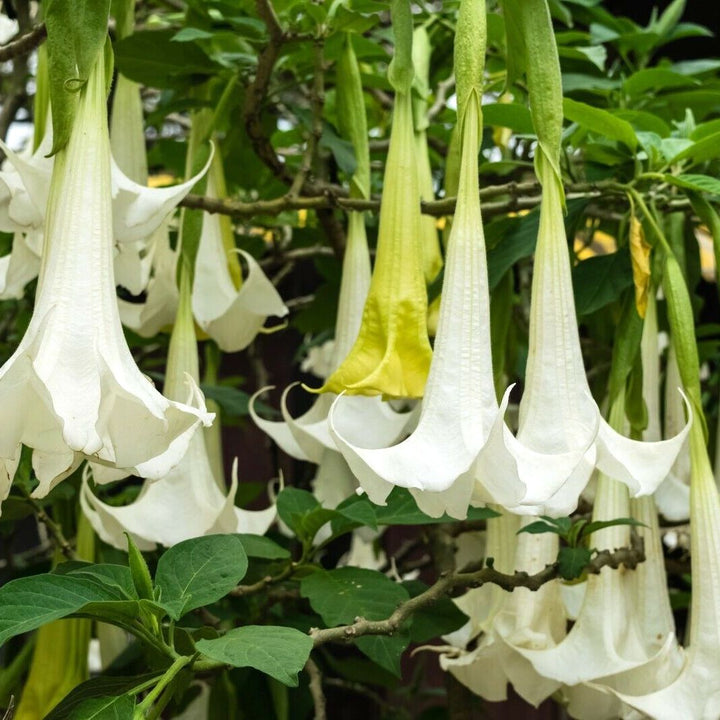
[476,154,690,516]
[81,269,275,550]
[328,90,510,519]
[0,56,212,507]
[250,211,412,467]
[610,418,720,719]
[441,522,565,707]
[191,153,287,352]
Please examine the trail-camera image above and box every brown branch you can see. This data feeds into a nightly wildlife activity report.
[310,536,645,647]
[180,180,613,219]
[229,562,295,597]
[0,2,33,151]
[304,658,327,720]
[0,23,46,63]
[427,74,456,122]
[20,490,78,561]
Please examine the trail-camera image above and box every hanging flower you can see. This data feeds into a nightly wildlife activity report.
[315,8,432,399]
[82,267,275,549]
[250,211,412,466]
[441,521,565,707]
[191,152,287,352]
[607,417,720,719]
[329,85,511,518]
[474,153,691,515]
[0,54,212,509]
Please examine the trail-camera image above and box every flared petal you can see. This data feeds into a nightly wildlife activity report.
[110,151,212,243]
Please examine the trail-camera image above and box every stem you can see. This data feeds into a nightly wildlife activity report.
[136,655,193,717]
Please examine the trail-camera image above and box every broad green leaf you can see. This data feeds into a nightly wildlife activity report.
[516,520,563,536]
[623,68,697,97]
[333,496,379,533]
[482,103,534,134]
[195,626,313,687]
[45,674,159,720]
[200,384,252,417]
[114,29,217,88]
[236,534,290,560]
[155,535,248,620]
[0,575,137,645]
[558,546,592,580]
[572,250,633,316]
[66,695,135,720]
[663,173,720,196]
[403,581,468,643]
[667,131,720,165]
[276,487,339,542]
[373,488,499,525]
[612,109,670,137]
[59,564,137,600]
[300,568,409,627]
[356,633,409,677]
[563,97,637,150]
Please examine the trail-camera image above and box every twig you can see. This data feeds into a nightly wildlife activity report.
[427,74,455,121]
[180,179,613,219]
[310,536,645,647]
[304,658,327,720]
[2,696,14,720]
[0,2,33,150]
[287,40,325,198]
[19,490,78,561]
[229,563,295,597]
[0,23,46,63]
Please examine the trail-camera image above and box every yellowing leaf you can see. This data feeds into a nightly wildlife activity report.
[630,216,651,318]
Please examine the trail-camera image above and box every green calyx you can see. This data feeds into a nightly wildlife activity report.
[44,0,112,155]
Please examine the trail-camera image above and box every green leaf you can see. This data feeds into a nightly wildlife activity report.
[582,517,645,540]
[45,674,159,720]
[276,487,339,543]
[59,564,137,600]
[563,97,637,150]
[482,103,534,134]
[200,384,252,418]
[195,626,313,687]
[558,546,592,580]
[45,0,111,153]
[0,575,137,645]
[663,173,720,196]
[356,633,409,677]
[236,534,290,560]
[622,68,697,97]
[667,131,720,166]
[516,520,563,536]
[155,535,248,620]
[403,581,468,643]
[300,568,409,626]
[372,488,499,525]
[572,250,633,316]
[66,695,135,720]
[125,534,154,601]
[114,29,217,88]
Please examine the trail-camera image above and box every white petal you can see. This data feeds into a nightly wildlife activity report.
[110,149,212,243]
[0,231,41,299]
[595,393,690,496]
[193,247,287,353]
